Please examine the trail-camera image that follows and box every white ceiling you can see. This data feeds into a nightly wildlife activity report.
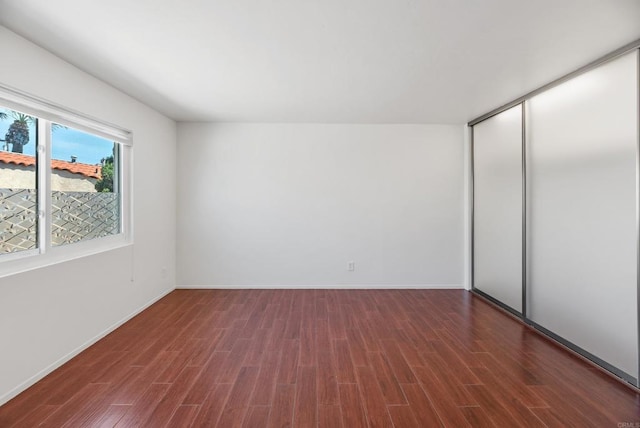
[1,0,639,124]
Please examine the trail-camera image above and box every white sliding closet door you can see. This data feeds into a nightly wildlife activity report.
[474,105,523,313]
[528,50,638,378]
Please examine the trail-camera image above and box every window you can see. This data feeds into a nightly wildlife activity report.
[0,86,131,271]
[50,125,120,247]
[0,107,38,254]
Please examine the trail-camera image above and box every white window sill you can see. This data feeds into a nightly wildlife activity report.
[0,234,132,279]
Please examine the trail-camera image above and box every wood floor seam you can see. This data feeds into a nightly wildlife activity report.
[0,289,638,427]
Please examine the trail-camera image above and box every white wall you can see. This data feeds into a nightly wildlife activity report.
[0,26,176,404]
[1,164,98,191]
[51,169,98,192]
[177,123,464,287]
[0,164,35,189]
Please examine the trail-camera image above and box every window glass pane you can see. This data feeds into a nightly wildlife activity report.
[473,104,523,313]
[528,50,638,378]
[0,107,38,254]
[51,124,120,246]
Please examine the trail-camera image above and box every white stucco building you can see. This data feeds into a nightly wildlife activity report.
[0,151,102,192]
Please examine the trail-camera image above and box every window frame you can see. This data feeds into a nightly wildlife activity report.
[0,84,132,277]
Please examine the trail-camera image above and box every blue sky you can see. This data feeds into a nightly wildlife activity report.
[0,109,114,165]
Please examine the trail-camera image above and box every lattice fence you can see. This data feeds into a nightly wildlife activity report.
[0,189,119,253]
[0,188,37,252]
[52,191,119,246]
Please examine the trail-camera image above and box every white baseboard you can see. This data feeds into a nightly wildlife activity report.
[0,286,175,407]
[176,284,463,290]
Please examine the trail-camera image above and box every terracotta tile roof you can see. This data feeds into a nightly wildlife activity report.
[0,151,102,179]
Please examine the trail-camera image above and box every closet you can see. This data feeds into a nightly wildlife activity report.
[471,48,639,385]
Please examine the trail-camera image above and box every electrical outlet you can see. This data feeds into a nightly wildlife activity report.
[348,261,355,271]
[161,267,168,279]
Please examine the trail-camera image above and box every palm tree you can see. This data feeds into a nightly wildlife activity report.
[2,112,66,153]
[5,112,33,153]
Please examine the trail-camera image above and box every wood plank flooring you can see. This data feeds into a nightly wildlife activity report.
[1,289,639,427]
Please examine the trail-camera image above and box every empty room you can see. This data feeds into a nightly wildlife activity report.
[1,0,640,426]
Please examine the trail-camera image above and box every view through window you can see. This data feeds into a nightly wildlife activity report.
[51,124,120,247]
[0,107,122,255]
[0,107,38,253]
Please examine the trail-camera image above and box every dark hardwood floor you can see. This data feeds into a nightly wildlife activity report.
[1,289,639,427]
